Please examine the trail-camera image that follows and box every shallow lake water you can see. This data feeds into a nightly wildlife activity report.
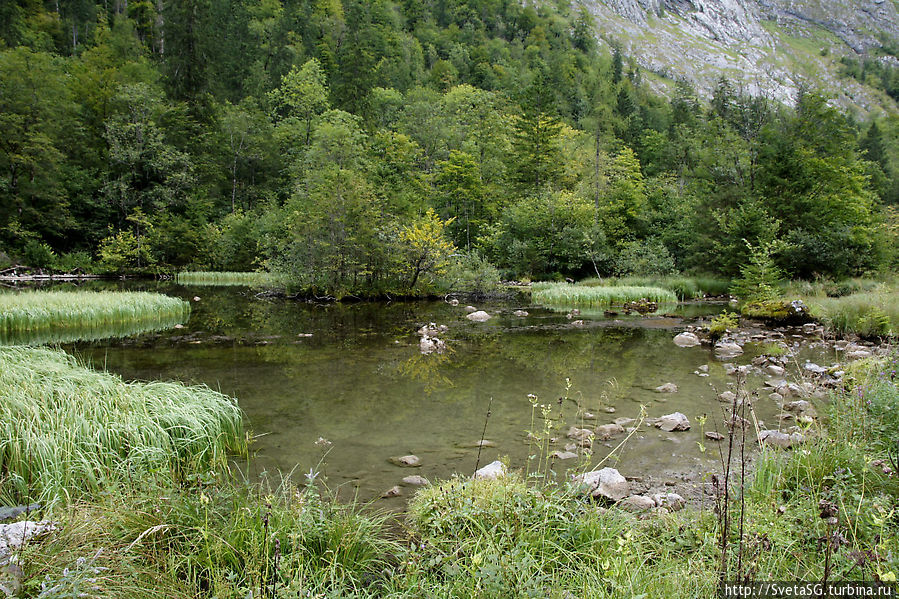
[19,282,832,503]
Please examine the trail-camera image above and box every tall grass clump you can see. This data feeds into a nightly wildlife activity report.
[0,290,189,343]
[578,275,731,299]
[532,282,677,308]
[0,346,245,505]
[176,271,280,286]
[806,291,899,338]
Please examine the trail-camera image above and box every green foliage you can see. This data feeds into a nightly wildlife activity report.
[22,239,56,269]
[613,237,676,276]
[709,311,739,340]
[98,229,156,273]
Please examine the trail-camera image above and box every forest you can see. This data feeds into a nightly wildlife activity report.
[2,0,898,297]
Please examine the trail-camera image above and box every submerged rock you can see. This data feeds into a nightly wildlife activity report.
[673,332,701,347]
[654,383,678,393]
[573,468,630,502]
[390,455,421,467]
[474,460,506,480]
[551,450,579,460]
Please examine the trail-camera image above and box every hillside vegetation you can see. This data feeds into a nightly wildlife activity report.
[1,0,897,297]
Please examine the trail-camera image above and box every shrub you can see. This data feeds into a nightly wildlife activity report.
[23,240,56,269]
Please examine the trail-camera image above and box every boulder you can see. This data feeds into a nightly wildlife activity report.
[595,423,625,440]
[0,521,57,560]
[654,383,678,393]
[551,450,579,460]
[567,426,594,445]
[673,332,701,347]
[651,493,685,511]
[474,460,506,480]
[766,364,785,377]
[718,391,737,403]
[466,310,491,322]
[402,475,430,486]
[803,362,827,375]
[573,468,630,502]
[512,310,529,317]
[619,495,657,512]
[759,430,803,449]
[705,431,725,441]
[381,486,403,498]
[714,341,744,359]
[655,412,691,432]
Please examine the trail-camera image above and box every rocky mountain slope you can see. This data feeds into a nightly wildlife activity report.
[585,0,899,112]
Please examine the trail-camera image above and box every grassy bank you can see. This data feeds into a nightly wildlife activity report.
[532,282,678,308]
[0,290,189,343]
[176,271,280,286]
[578,275,732,300]
[0,346,245,505]
[804,290,899,338]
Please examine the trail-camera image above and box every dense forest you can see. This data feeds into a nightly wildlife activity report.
[2,0,898,296]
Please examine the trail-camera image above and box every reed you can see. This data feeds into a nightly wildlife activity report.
[176,271,279,286]
[0,346,245,505]
[0,290,189,341]
[532,282,677,307]
[577,276,731,299]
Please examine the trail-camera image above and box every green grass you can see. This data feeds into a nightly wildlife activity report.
[532,282,678,308]
[0,346,245,505]
[0,290,189,344]
[176,271,280,286]
[804,290,899,338]
[577,276,731,300]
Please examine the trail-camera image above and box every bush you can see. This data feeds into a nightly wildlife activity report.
[438,250,501,295]
[709,311,739,339]
[23,240,56,269]
[731,241,784,303]
[52,251,95,273]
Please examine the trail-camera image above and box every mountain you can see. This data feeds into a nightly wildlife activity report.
[584,0,899,112]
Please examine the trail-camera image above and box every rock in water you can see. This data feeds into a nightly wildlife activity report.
[673,332,701,347]
[714,341,744,359]
[567,426,594,446]
[655,412,691,432]
[390,455,421,467]
[466,310,491,322]
[474,460,506,480]
[512,310,529,317]
[654,383,678,393]
[381,486,403,498]
[402,475,430,486]
[595,423,625,440]
[573,468,630,502]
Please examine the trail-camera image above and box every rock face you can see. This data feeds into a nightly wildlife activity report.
[574,468,630,501]
[655,412,691,432]
[474,460,506,480]
[466,310,491,322]
[673,332,701,347]
[583,0,899,112]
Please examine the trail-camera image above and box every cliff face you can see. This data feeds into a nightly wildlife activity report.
[585,0,899,111]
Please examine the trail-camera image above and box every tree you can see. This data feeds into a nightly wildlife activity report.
[434,150,488,249]
[399,209,455,290]
[511,66,563,194]
[269,58,330,146]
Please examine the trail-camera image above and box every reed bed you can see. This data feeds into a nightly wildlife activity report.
[176,271,279,286]
[532,282,677,308]
[577,275,731,299]
[805,290,899,338]
[0,290,189,339]
[0,346,245,504]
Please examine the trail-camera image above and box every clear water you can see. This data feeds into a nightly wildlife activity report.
[47,283,831,503]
